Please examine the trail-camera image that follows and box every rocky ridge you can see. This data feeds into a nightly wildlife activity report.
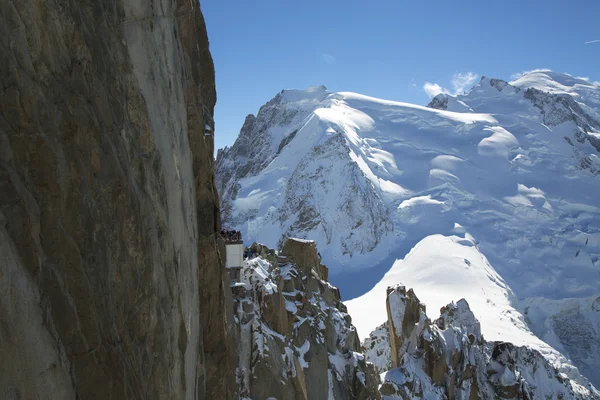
[224,236,600,399]
[232,238,381,399]
[368,286,600,400]
[217,70,600,389]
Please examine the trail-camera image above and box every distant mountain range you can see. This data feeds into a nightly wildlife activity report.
[216,69,600,389]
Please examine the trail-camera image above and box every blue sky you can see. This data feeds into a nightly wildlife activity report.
[202,0,600,152]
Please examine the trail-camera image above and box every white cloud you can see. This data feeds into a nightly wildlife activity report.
[423,82,448,98]
[510,71,525,81]
[451,72,478,94]
[585,39,600,44]
[320,53,336,64]
[423,72,478,98]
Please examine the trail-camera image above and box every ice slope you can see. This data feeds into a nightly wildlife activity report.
[346,234,521,342]
[345,234,591,384]
[519,295,600,389]
[511,69,600,97]
[216,70,600,387]
[218,73,600,292]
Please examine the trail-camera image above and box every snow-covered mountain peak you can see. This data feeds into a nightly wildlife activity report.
[510,69,600,96]
[426,78,525,115]
[218,73,600,274]
[509,70,600,124]
[470,76,521,96]
[217,70,600,389]
[279,84,329,104]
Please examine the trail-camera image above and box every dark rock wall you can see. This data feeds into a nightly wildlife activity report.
[0,1,234,399]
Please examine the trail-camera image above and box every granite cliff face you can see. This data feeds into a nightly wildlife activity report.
[0,1,235,399]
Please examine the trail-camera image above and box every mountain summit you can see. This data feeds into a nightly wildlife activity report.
[216,70,600,389]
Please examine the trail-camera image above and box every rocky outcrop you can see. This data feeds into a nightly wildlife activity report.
[371,285,599,400]
[232,244,381,399]
[281,238,328,281]
[0,1,234,399]
[426,94,449,110]
[363,322,392,373]
[488,78,512,92]
[524,87,600,130]
[523,86,600,168]
[385,286,426,369]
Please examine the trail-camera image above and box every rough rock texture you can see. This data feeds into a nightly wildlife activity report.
[372,285,599,400]
[0,1,235,399]
[281,238,328,281]
[524,87,600,130]
[232,243,381,399]
[385,286,425,369]
[519,85,600,174]
[426,94,449,110]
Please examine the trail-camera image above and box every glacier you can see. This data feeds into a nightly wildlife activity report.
[216,69,600,388]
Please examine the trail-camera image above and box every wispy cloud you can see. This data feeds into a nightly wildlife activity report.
[423,72,478,98]
[451,72,478,94]
[423,82,448,98]
[320,53,336,64]
[585,39,600,44]
[510,71,526,81]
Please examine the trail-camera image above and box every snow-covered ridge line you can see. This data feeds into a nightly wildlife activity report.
[335,91,499,123]
[217,69,600,388]
[347,234,597,392]
[371,285,600,399]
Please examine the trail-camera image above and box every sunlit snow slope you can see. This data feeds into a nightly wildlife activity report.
[345,234,593,389]
[216,70,600,387]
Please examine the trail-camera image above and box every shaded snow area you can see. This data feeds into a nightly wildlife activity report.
[519,295,600,390]
[217,70,600,390]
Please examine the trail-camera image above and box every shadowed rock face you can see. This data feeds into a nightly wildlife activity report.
[0,1,235,399]
[427,94,449,110]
